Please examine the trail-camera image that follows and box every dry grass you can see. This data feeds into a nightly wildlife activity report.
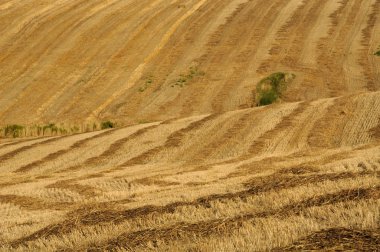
[277,227,380,251]
[0,94,379,250]
[1,0,380,250]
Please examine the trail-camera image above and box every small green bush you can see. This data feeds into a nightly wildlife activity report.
[259,90,278,106]
[42,123,59,135]
[101,121,115,129]
[375,50,380,56]
[255,72,295,106]
[4,124,25,138]
[59,128,68,135]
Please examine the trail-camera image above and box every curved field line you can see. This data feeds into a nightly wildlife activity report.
[90,0,209,119]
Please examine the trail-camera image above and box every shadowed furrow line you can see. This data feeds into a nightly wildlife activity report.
[0,0,100,99]
[0,179,31,189]
[136,0,227,116]
[210,0,286,112]
[0,137,47,150]
[359,0,380,91]
[174,0,255,116]
[88,185,380,251]
[90,0,209,118]
[248,102,309,154]
[275,227,380,251]
[9,170,375,246]
[0,134,75,163]
[191,110,255,162]
[71,123,162,168]
[256,0,309,74]
[14,129,117,173]
[317,0,360,96]
[121,114,220,166]
[0,194,73,211]
[307,96,356,148]
[280,0,329,67]
[45,179,100,198]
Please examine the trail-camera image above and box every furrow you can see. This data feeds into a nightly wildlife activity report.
[73,123,162,168]
[0,135,72,163]
[359,0,380,91]
[122,0,226,120]
[0,137,49,151]
[276,227,380,251]
[90,0,209,119]
[0,1,101,115]
[0,194,73,211]
[89,185,380,251]
[10,170,374,246]
[14,129,116,173]
[121,113,219,166]
[45,180,100,198]
[177,0,257,116]
[191,110,255,161]
[280,0,329,67]
[248,102,309,154]
[307,96,357,148]
[210,0,287,112]
[50,0,169,120]
[316,0,364,96]
[256,0,309,74]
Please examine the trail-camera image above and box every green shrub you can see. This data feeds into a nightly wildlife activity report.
[43,123,58,135]
[375,50,380,56]
[101,121,115,129]
[59,128,68,135]
[255,72,295,106]
[259,90,279,106]
[4,124,25,138]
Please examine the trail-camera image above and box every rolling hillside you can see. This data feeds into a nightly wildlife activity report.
[0,92,379,250]
[0,0,379,125]
[0,0,380,251]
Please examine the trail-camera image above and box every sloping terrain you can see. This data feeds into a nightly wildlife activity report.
[0,0,380,251]
[0,0,379,125]
[0,92,379,250]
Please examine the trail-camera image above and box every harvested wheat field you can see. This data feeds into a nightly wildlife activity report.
[1,0,380,251]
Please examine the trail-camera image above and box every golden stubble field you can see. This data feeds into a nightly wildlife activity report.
[0,0,379,251]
